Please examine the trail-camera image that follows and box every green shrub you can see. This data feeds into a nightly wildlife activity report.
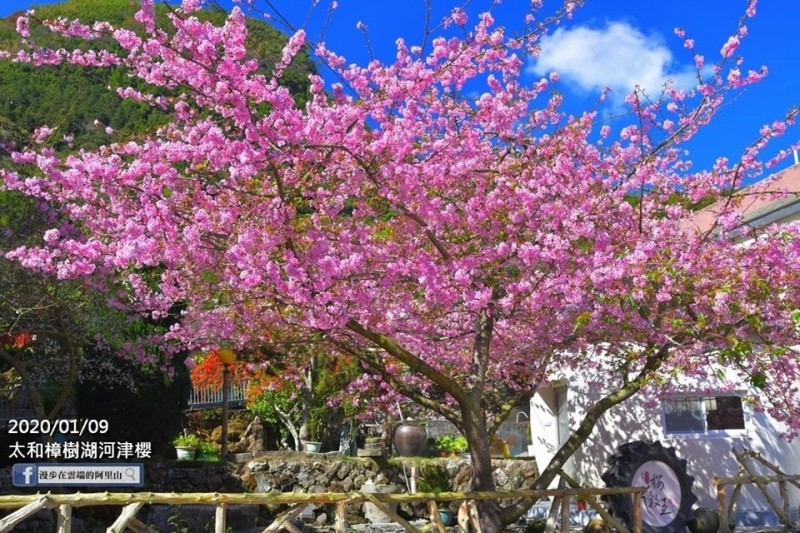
[196,440,220,461]
[434,434,469,454]
[417,464,450,493]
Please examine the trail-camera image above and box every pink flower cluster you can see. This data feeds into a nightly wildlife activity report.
[2,0,800,435]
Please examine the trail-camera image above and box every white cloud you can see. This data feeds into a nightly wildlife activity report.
[528,21,697,104]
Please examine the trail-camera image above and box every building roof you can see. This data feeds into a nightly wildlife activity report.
[691,163,800,233]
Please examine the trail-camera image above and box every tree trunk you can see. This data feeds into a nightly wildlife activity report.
[461,398,505,533]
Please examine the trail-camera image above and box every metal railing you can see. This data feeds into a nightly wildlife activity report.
[187,381,249,410]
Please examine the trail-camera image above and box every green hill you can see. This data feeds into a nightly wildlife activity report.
[0,0,314,154]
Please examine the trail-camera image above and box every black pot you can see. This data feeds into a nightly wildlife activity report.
[393,423,428,456]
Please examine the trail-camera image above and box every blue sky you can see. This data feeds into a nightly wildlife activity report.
[3,0,800,178]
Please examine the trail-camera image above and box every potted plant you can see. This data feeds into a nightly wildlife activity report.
[434,434,469,457]
[304,408,325,453]
[172,433,201,460]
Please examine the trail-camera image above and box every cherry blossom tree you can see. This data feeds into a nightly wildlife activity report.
[2,1,800,530]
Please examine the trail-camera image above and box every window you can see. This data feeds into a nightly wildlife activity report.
[662,395,746,435]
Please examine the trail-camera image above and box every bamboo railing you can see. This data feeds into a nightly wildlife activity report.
[713,448,800,532]
[0,485,645,533]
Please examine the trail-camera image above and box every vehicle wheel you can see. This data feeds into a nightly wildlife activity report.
[601,440,697,533]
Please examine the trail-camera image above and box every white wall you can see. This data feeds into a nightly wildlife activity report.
[536,380,800,522]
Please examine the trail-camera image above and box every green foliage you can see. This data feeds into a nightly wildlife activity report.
[166,509,191,533]
[417,464,450,493]
[0,0,315,156]
[525,518,548,533]
[248,352,361,448]
[196,440,220,461]
[434,434,468,454]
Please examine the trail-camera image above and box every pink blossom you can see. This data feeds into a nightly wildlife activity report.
[720,36,740,58]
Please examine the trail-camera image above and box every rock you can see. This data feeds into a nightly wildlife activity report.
[362,481,402,524]
[314,512,328,526]
[237,416,269,453]
[493,469,508,487]
[336,461,354,480]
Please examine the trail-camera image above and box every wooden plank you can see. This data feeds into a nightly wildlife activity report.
[0,496,51,531]
[215,503,227,533]
[467,500,482,533]
[56,504,72,533]
[427,500,446,533]
[334,501,348,533]
[261,504,309,533]
[107,502,144,533]
[362,492,419,533]
[457,501,470,533]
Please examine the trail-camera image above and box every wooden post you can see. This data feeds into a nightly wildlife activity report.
[544,496,561,533]
[716,481,729,533]
[632,491,642,533]
[560,494,570,533]
[544,475,566,533]
[779,481,788,523]
[727,466,745,522]
[745,450,800,490]
[215,503,227,533]
[221,363,231,459]
[56,504,72,533]
[335,501,348,533]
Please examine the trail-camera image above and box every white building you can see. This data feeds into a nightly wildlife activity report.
[530,164,800,528]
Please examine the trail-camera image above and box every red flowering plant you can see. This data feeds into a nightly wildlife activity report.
[190,348,250,391]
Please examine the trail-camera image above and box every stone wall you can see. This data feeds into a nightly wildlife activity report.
[244,454,539,495]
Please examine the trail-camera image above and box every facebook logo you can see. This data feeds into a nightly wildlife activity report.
[12,464,37,487]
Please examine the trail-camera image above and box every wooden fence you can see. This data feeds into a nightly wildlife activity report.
[0,485,645,533]
[713,448,800,532]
